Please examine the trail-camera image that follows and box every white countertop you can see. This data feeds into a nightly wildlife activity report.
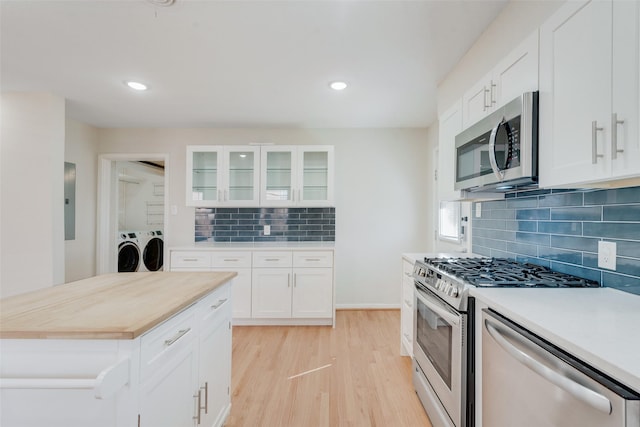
[172,241,335,251]
[471,287,640,393]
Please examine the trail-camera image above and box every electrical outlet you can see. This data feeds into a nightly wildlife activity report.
[475,203,482,218]
[598,241,617,270]
[263,225,270,236]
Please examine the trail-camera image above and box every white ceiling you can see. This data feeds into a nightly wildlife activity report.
[0,0,507,129]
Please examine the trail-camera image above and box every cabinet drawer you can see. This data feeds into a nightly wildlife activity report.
[252,251,292,268]
[198,282,232,324]
[293,251,333,268]
[140,307,197,381]
[170,251,211,269]
[402,259,414,276]
[211,251,251,268]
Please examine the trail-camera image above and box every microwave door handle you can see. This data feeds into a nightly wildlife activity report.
[489,119,506,181]
[484,319,612,415]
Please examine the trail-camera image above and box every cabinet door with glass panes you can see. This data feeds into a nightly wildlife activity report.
[186,145,260,206]
[260,145,334,207]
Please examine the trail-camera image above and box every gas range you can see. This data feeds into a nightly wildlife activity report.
[413,257,599,311]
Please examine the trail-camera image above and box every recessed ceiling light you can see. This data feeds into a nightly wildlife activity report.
[329,81,347,91]
[125,81,149,91]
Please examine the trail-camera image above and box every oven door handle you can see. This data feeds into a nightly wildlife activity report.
[415,290,460,326]
[484,318,612,415]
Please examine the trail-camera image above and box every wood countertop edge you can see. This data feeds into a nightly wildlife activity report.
[0,271,238,340]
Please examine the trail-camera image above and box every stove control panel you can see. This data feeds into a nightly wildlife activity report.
[434,277,459,297]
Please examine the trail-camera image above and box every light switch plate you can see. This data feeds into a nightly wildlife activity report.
[264,225,271,236]
[475,203,482,218]
[598,241,617,270]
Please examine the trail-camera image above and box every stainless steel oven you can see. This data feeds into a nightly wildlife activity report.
[411,256,599,427]
[413,285,467,427]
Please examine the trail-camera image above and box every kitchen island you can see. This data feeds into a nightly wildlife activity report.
[0,271,236,427]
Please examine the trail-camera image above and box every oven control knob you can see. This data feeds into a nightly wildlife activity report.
[448,286,459,297]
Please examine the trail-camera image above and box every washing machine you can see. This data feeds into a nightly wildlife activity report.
[117,232,141,272]
[138,230,164,272]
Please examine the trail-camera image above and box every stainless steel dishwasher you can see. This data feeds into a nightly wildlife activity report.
[482,309,640,427]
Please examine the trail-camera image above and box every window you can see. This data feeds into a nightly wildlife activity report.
[438,201,462,242]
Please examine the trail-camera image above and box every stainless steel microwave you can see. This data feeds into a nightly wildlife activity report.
[454,91,538,192]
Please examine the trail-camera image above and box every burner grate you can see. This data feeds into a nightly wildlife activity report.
[423,257,599,288]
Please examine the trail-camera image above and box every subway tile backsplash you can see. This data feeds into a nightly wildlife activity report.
[195,207,335,243]
[472,187,640,295]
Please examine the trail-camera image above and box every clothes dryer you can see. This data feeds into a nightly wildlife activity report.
[117,232,141,272]
[138,230,164,272]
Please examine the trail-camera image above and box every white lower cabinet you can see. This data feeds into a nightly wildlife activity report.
[197,289,232,427]
[170,248,335,326]
[292,268,333,318]
[400,257,414,357]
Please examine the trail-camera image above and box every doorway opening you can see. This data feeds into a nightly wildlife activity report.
[97,154,170,274]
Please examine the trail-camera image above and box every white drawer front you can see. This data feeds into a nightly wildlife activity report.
[252,251,292,268]
[211,251,251,268]
[402,259,414,275]
[293,251,333,268]
[140,307,197,381]
[170,251,211,269]
[198,282,232,322]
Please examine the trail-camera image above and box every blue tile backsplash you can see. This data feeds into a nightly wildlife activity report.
[472,187,640,295]
[195,207,335,243]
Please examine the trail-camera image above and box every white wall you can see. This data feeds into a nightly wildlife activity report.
[116,161,164,232]
[438,0,563,113]
[64,119,99,283]
[1,92,65,298]
[98,128,431,307]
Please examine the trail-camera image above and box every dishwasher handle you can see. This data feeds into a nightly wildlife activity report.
[484,318,612,415]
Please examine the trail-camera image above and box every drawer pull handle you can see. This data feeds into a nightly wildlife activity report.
[404,299,412,306]
[211,298,228,310]
[223,258,239,262]
[164,328,191,347]
[183,258,199,262]
[304,258,321,262]
[265,258,280,262]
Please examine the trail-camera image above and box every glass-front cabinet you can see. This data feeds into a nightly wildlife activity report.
[186,145,260,206]
[260,146,334,207]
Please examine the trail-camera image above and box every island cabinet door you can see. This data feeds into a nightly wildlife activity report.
[138,309,199,427]
[198,291,232,427]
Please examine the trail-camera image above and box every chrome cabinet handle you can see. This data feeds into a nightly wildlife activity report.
[224,189,228,201]
[223,258,239,262]
[164,328,190,347]
[305,258,321,262]
[265,258,280,262]
[483,87,491,111]
[183,258,199,262]
[611,113,625,160]
[484,319,612,415]
[210,298,228,310]
[288,273,291,288]
[592,121,604,164]
[201,382,209,414]
[193,389,202,424]
[489,81,497,105]
[293,273,297,287]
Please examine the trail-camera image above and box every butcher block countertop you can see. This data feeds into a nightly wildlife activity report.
[0,271,237,340]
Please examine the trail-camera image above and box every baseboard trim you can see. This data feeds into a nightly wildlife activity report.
[335,304,400,310]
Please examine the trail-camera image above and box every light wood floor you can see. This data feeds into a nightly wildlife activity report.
[225,310,432,427]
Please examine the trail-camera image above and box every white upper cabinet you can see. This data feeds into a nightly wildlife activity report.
[186,145,260,207]
[462,29,539,129]
[260,145,334,207]
[539,0,640,187]
[438,100,464,201]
